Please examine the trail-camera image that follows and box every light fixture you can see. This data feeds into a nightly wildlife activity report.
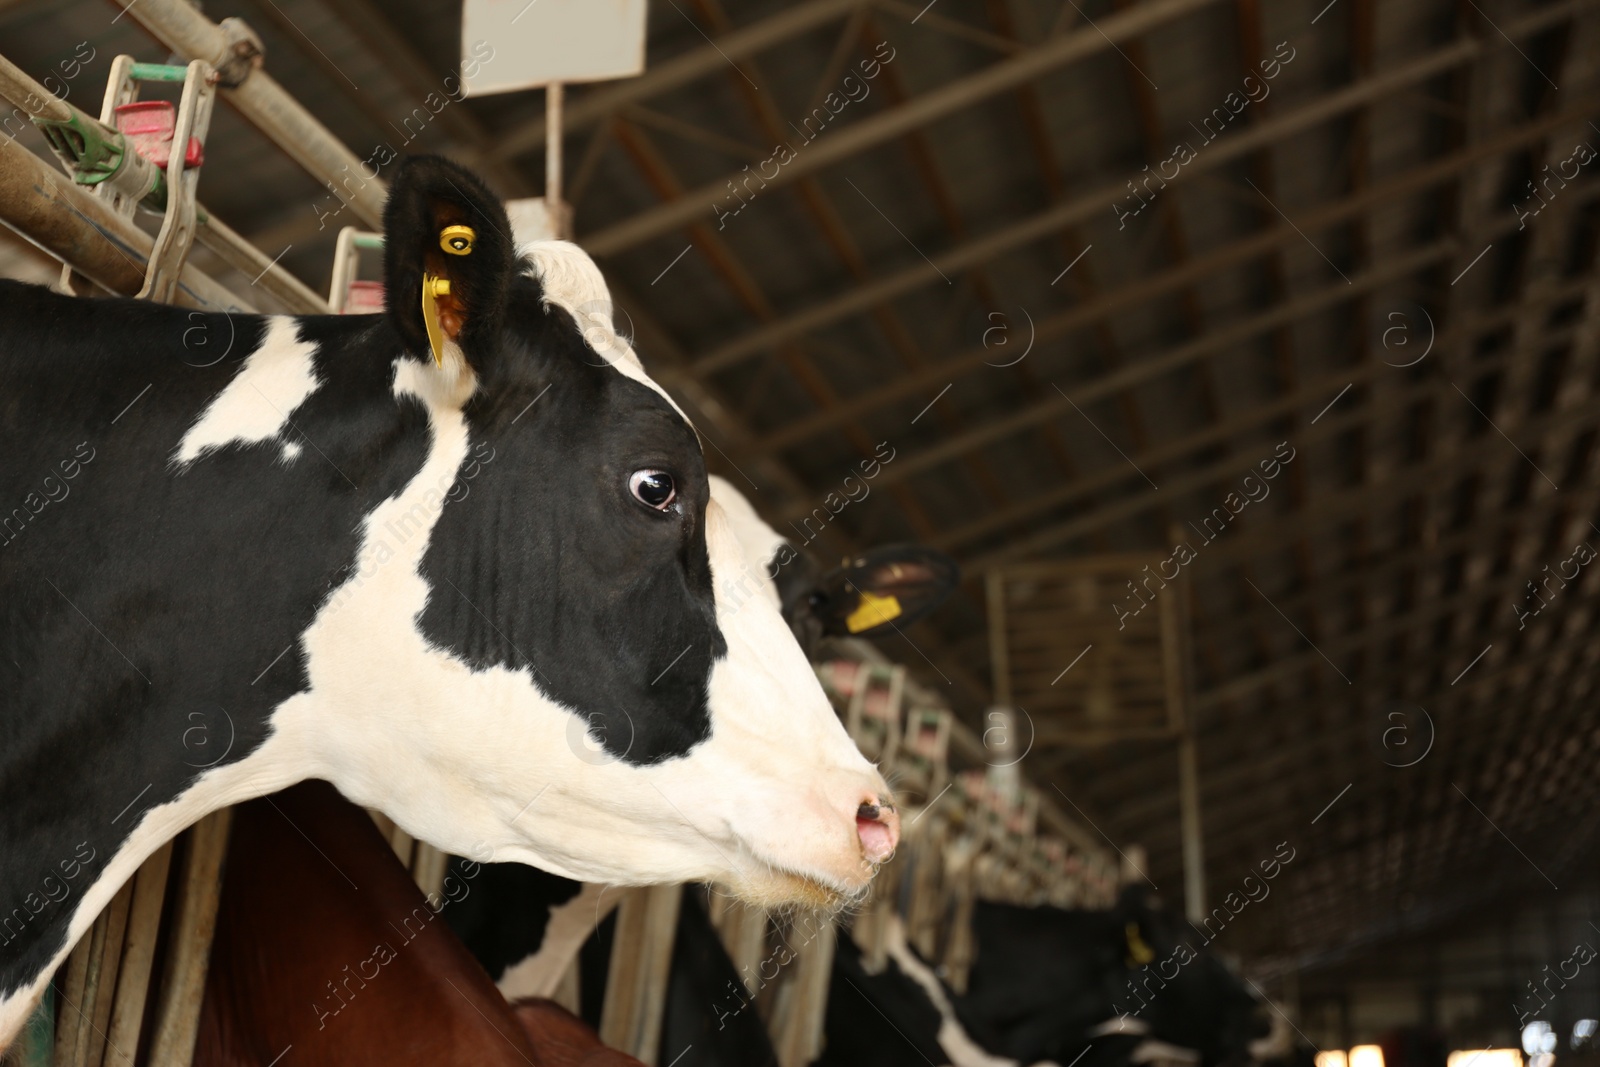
[1448,1049,1524,1067]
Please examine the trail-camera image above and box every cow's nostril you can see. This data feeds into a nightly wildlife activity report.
[855,797,900,863]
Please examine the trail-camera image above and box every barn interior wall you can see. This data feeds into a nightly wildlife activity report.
[1297,883,1600,1053]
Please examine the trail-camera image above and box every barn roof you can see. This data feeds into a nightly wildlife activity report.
[3,0,1597,982]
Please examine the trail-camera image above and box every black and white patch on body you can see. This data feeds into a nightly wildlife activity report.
[1,156,898,1049]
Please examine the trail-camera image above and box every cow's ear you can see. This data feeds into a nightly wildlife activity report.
[806,545,961,639]
[382,155,516,372]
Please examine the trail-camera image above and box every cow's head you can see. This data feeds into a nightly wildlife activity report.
[305,156,898,909]
[709,475,961,658]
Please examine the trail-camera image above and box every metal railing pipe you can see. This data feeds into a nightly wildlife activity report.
[0,133,248,310]
[105,0,389,228]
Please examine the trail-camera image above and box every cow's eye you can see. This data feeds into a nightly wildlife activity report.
[629,469,676,511]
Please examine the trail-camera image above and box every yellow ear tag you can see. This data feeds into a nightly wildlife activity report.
[846,590,903,634]
[440,225,476,255]
[1125,922,1156,967]
[421,274,451,366]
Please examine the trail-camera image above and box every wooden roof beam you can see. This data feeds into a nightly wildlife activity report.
[685,0,1014,512]
[1130,616,1600,867]
[608,118,944,548]
[579,0,1230,256]
[643,0,1589,383]
[745,86,1600,455]
[950,182,1600,569]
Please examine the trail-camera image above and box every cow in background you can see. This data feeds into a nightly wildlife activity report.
[0,155,901,1047]
[817,887,1276,1067]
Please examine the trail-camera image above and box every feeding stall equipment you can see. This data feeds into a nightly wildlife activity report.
[985,552,1205,923]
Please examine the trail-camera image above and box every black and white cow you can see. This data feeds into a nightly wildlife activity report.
[818,888,1277,1067]
[0,155,902,1047]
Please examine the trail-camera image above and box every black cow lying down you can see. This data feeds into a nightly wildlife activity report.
[818,889,1274,1067]
[0,155,905,1047]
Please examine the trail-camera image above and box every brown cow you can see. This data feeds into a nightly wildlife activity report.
[510,999,647,1067]
[196,780,640,1067]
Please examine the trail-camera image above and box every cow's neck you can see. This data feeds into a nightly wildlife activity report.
[0,285,456,1019]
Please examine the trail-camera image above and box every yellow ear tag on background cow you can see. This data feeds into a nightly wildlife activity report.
[1124,922,1156,967]
[421,274,451,366]
[440,225,476,255]
[846,590,903,634]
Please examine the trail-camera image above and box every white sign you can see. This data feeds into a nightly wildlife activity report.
[461,0,648,96]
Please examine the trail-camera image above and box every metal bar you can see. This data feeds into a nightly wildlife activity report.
[126,63,188,82]
[546,82,562,210]
[0,134,248,309]
[193,212,328,313]
[771,918,836,1067]
[0,50,325,311]
[0,51,164,207]
[82,881,133,1067]
[104,0,388,228]
[1177,728,1206,925]
[986,571,1012,707]
[0,55,72,121]
[579,0,1226,257]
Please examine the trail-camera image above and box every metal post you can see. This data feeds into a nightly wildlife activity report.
[772,916,837,1067]
[985,570,1012,707]
[104,0,388,227]
[1161,548,1207,924]
[1177,730,1206,925]
[546,82,563,214]
[0,133,244,309]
